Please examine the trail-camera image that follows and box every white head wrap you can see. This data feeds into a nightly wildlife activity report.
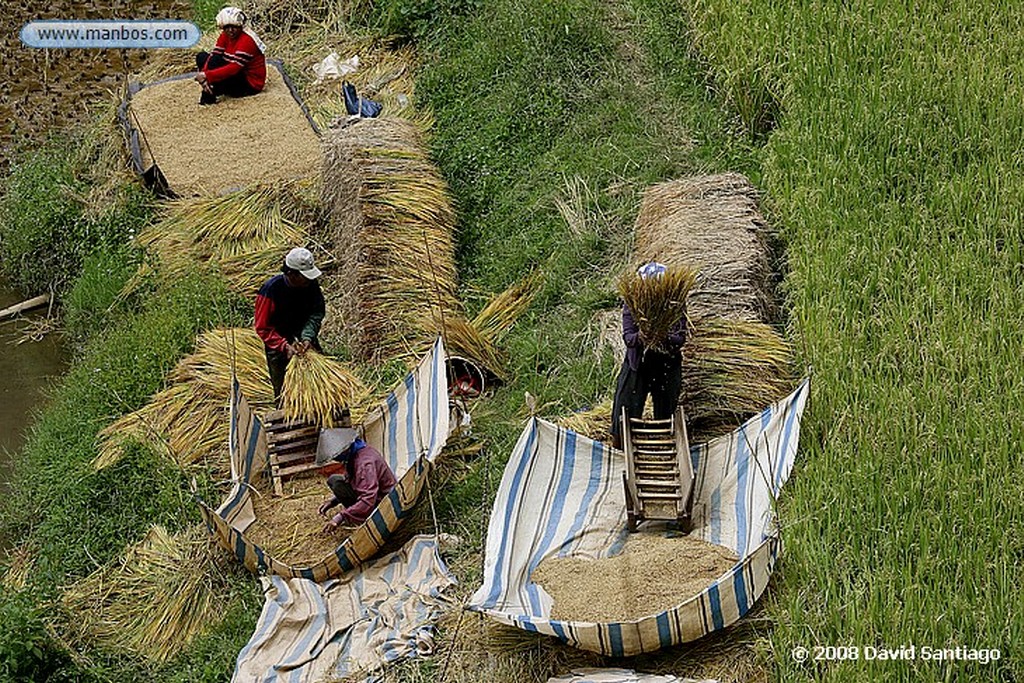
[215,6,246,27]
[637,261,667,280]
[215,7,267,53]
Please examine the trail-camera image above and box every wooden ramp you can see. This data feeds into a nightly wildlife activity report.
[265,409,351,495]
[621,408,695,532]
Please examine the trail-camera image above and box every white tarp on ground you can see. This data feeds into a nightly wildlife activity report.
[233,534,455,682]
[469,380,809,656]
[548,669,718,683]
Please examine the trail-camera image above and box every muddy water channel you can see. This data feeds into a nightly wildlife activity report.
[1,0,190,166]
[0,283,68,513]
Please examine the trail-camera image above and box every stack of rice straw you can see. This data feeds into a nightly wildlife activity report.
[95,328,368,470]
[61,525,224,663]
[321,116,460,362]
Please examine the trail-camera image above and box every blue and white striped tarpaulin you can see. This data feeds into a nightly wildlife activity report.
[469,379,809,656]
[197,338,450,581]
[232,535,455,683]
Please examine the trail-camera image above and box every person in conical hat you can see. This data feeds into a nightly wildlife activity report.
[194,6,267,105]
[315,427,397,532]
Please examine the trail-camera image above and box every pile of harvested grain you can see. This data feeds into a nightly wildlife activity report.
[245,476,351,566]
[129,65,320,196]
[531,533,738,622]
[320,116,460,362]
[634,173,777,324]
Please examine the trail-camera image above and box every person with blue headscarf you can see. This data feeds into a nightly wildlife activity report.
[610,262,687,449]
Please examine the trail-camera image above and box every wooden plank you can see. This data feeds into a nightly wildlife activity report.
[637,491,684,500]
[268,435,319,453]
[267,425,319,441]
[0,293,50,320]
[275,461,321,478]
[270,449,317,466]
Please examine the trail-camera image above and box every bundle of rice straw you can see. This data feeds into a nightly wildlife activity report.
[281,351,370,427]
[95,328,273,470]
[682,317,796,433]
[634,173,777,323]
[320,117,460,362]
[61,525,225,663]
[617,266,698,352]
[470,272,542,343]
[117,184,321,301]
[1,544,34,591]
[556,397,614,442]
[437,316,509,382]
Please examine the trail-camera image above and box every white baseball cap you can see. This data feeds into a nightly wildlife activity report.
[285,247,322,280]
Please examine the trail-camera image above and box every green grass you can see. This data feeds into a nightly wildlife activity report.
[687,1,1024,680]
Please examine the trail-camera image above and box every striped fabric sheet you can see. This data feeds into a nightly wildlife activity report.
[468,379,809,656]
[197,338,450,581]
[232,534,455,683]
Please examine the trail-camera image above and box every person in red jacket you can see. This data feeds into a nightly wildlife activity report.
[194,7,266,105]
[254,247,325,401]
[315,428,397,533]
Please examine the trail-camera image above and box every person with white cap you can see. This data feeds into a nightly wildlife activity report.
[194,6,267,105]
[254,247,326,401]
[315,427,397,533]
[609,261,687,449]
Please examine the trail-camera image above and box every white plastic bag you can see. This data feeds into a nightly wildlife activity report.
[312,52,359,84]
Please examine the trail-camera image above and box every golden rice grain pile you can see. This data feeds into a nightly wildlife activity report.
[320,116,460,362]
[281,351,370,427]
[245,476,352,566]
[61,525,225,663]
[128,64,321,197]
[617,266,698,352]
[531,533,738,622]
[634,173,777,324]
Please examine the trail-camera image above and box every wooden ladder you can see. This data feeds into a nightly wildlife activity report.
[621,407,695,532]
[265,409,351,495]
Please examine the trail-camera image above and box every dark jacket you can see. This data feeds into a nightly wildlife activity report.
[254,274,325,352]
[622,303,686,371]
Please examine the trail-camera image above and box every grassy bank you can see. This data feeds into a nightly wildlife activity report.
[687,1,1024,680]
